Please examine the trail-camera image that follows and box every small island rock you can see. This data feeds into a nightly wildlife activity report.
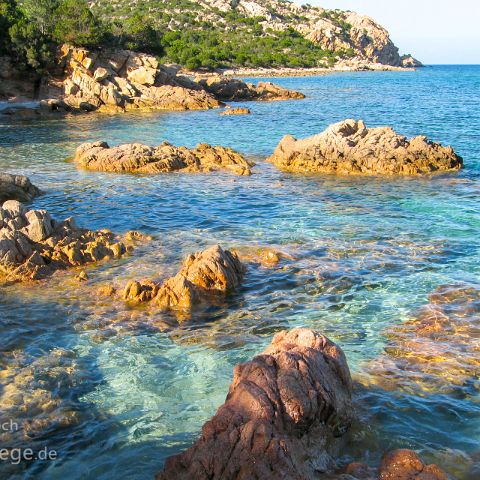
[220,107,251,115]
[197,75,305,101]
[73,141,253,176]
[124,245,244,310]
[268,119,463,176]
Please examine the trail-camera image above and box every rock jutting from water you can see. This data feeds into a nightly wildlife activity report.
[268,119,463,176]
[157,328,354,479]
[0,200,130,282]
[196,75,306,101]
[0,173,41,203]
[157,327,449,480]
[123,245,244,311]
[73,141,253,176]
[220,107,251,115]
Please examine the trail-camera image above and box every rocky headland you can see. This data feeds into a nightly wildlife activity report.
[0,173,41,203]
[268,119,463,176]
[0,200,132,283]
[122,245,244,311]
[157,328,447,480]
[0,45,305,117]
[73,141,253,176]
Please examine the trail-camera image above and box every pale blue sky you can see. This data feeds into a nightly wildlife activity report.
[302,0,480,64]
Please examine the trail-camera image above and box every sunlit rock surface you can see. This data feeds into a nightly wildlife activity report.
[0,201,130,282]
[73,141,253,176]
[269,119,463,176]
[157,328,354,480]
[123,245,244,311]
[220,107,251,115]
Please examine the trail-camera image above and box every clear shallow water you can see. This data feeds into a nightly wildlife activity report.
[0,65,479,479]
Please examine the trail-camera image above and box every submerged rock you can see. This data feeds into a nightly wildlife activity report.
[268,119,463,176]
[73,141,253,176]
[0,200,129,282]
[220,107,251,115]
[343,449,448,480]
[0,173,41,203]
[362,283,480,394]
[196,75,306,101]
[157,328,353,480]
[124,245,244,311]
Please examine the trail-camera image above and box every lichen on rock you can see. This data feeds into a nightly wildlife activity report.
[268,119,463,176]
[73,141,253,176]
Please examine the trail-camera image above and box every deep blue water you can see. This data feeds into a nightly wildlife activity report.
[0,65,479,479]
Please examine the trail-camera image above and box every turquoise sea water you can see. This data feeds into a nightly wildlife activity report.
[0,65,479,479]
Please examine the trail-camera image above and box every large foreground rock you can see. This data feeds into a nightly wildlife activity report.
[0,200,129,282]
[0,173,40,203]
[123,245,244,310]
[268,119,463,176]
[73,141,253,176]
[157,328,354,479]
[197,75,305,101]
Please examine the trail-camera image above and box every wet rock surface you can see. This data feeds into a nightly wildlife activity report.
[197,75,306,101]
[73,141,253,176]
[0,173,41,203]
[268,119,463,176]
[341,449,448,480]
[157,328,354,480]
[0,200,130,282]
[123,245,244,311]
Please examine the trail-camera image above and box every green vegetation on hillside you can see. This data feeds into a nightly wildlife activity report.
[0,0,354,73]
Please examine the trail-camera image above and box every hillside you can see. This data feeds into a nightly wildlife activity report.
[0,0,420,97]
[88,0,419,69]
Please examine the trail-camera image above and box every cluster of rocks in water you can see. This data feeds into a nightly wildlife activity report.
[157,328,449,480]
[0,200,132,282]
[73,141,253,176]
[268,119,463,176]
